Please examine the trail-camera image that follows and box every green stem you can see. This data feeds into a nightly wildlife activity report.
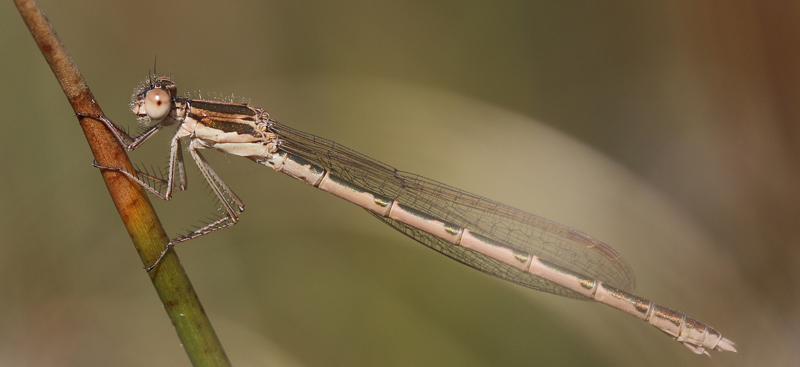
[13,1,231,366]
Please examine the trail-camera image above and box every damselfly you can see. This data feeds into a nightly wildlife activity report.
[80,76,736,355]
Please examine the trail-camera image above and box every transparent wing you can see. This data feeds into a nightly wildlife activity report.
[271,121,636,298]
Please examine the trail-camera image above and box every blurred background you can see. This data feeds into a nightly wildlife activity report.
[2,0,798,366]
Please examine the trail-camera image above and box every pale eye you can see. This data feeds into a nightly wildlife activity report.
[144,88,171,120]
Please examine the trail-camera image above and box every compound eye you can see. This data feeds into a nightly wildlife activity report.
[144,88,171,120]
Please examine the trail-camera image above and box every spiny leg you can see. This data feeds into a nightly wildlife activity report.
[77,113,168,150]
[93,133,187,200]
[146,146,245,271]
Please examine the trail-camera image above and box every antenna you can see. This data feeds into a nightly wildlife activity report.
[152,56,158,85]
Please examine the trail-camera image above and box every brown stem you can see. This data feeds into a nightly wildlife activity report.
[13,0,231,366]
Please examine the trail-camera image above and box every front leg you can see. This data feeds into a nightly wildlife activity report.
[77,113,167,151]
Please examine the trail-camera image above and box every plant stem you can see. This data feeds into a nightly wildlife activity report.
[13,0,231,365]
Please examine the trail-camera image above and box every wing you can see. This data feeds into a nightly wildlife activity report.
[271,121,636,298]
